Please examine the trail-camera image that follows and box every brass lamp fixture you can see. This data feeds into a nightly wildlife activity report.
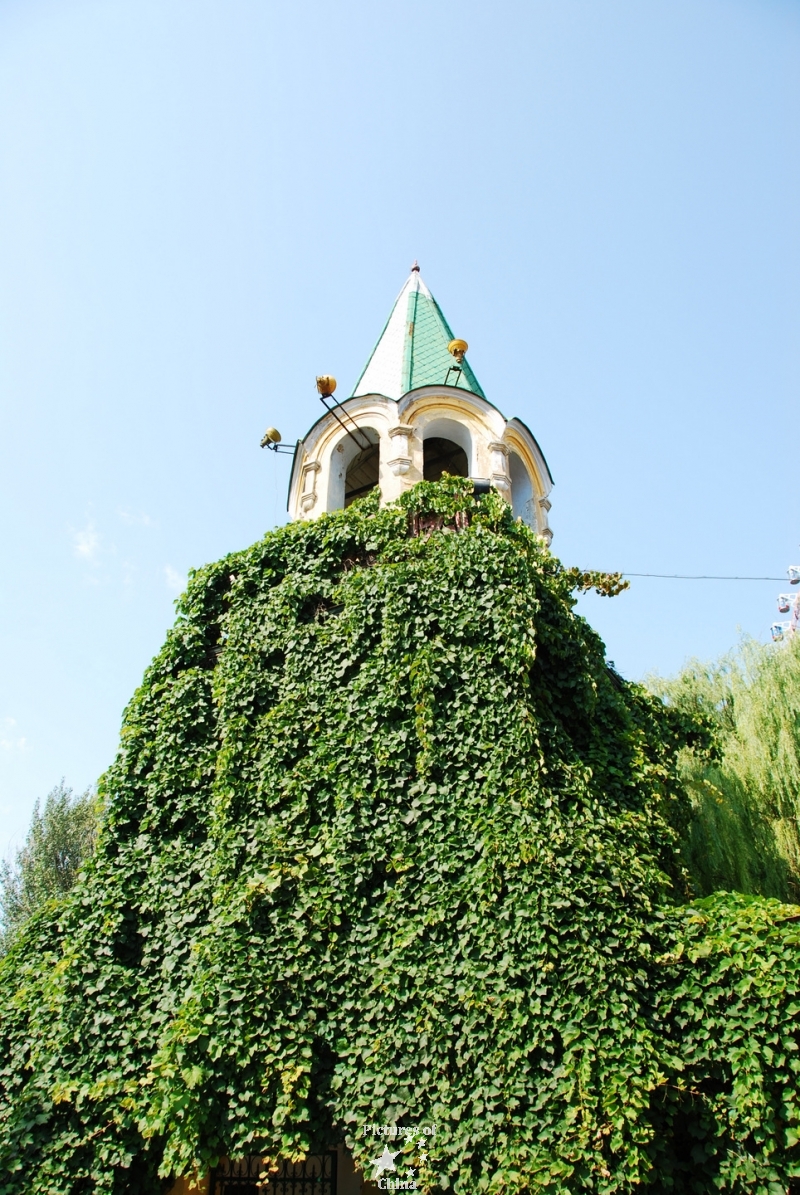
[315,374,370,451]
[260,426,294,455]
[316,375,337,398]
[445,338,469,387]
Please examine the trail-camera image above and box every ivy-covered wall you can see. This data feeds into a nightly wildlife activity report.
[0,479,798,1194]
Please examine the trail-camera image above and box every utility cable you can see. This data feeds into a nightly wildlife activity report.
[620,573,788,582]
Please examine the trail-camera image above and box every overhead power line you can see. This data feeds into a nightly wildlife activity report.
[621,573,787,582]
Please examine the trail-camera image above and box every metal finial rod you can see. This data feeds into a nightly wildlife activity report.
[411,260,420,272]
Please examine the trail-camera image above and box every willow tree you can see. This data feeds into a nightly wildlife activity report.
[1,479,798,1195]
[649,636,800,901]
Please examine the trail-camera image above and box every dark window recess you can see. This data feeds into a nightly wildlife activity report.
[409,510,470,538]
[211,1151,338,1195]
[345,432,380,506]
[423,437,468,481]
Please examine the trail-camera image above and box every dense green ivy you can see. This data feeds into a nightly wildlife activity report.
[653,894,800,1193]
[0,479,797,1193]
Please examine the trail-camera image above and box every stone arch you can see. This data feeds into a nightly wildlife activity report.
[509,451,534,526]
[327,427,381,511]
[421,417,472,481]
[345,430,380,507]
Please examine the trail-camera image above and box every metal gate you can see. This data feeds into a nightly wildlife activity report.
[211,1150,337,1195]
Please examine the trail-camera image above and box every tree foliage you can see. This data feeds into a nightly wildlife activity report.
[648,637,800,901]
[0,781,97,950]
[0,480,797,1194]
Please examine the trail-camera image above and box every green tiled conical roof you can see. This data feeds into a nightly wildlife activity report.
[352,266,485,400]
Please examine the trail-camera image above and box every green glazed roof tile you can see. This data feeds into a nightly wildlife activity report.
[352,268,485,400]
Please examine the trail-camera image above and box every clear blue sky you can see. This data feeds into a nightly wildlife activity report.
[1,0,798,851]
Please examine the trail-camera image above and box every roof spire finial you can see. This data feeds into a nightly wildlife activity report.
[411,259,420,273]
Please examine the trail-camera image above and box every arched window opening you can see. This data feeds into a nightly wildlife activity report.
[344,429,380,507]
[423,437,469,481]
[509,452,534,525]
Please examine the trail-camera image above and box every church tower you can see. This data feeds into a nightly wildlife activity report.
[280,266,553,542]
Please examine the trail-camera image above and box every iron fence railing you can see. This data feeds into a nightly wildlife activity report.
[210,1150,337,1195]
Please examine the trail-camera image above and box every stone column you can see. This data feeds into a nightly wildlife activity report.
[488,440,510,493]
[299,460,322,514]
[387,425,414,476]
[538,495,553,544]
